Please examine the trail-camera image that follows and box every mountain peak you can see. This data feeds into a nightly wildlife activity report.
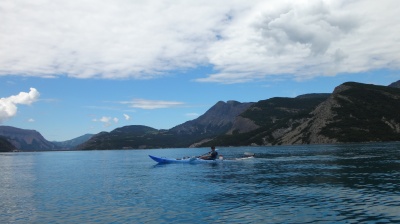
[170,100,254,135]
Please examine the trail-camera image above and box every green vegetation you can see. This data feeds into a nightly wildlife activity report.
[320,82,400,142]
[241,95,328,127]
[0,136,16,152]
[202,95,330,146]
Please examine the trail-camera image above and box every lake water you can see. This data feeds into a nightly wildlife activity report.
[1,143,399,223]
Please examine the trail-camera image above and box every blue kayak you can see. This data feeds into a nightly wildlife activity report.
[148,155,220,163]
[149,153,254,164]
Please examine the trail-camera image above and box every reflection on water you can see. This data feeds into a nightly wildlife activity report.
[0,143,399,223]
[0,153,38,222]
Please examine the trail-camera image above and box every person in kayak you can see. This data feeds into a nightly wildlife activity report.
[199,146,218,160]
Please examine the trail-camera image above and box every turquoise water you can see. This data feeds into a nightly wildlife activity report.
[1,143,399,223]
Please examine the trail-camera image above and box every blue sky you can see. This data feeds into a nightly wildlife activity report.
[1,0,399,141]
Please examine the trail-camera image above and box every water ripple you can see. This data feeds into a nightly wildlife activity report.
[1,143,400,223]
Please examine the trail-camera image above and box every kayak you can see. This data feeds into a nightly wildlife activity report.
[149,155,219,163]
[148,153,254,164]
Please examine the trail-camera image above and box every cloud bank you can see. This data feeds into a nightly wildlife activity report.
[0,88,40,122]
[0,0,398,83]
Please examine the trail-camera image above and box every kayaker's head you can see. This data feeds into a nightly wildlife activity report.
[211,146,216,151]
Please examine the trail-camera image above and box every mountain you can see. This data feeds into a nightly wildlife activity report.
[200,93,331,146]
[0,126,57,151]
[77,125,161,150]
[170,100,254,146]
[203,82,400,146]
[76,81,400,149]
[172,100,253,135]
[312,82,400,143]
[0,136,17,152]
[3,80,399,150]
[77,101,254,150]
[53,134,94,150]
[389,80,400,88]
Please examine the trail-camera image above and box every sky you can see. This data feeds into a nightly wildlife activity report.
[0,0,399,141]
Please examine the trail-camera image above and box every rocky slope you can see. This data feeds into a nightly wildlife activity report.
[205,82,400,146]
[314,82,400,143]
[0,126,57,151]
[171,100,253,135]
[201,94,330,146]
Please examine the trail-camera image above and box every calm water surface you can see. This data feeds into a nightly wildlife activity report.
[1,143,399,223]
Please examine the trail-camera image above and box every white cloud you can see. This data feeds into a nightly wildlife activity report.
[93,116,119,127]
[200,0,400,83]
[113,117,119,123]
[0,88,40,123]
[28,118,35,122]
[0,0,399,83]
[123,114,130,120]
[0,0,229,78]
[121,99,184,110]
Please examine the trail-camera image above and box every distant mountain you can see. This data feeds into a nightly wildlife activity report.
[77,125,160,150]
[0,126,57,151]
[77,101,254,150]
[53,134,94,150]
[0,136,17,152]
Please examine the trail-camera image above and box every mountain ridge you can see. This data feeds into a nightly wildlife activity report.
[1,80,400,151]
[204,82,400,146]
[53,134,94,150]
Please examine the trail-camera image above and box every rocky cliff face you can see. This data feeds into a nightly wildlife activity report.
[227,116,260,134]
[275,82,400,144]
[276,88,345,144]
[171,100,254,135]
[0,126,56,151]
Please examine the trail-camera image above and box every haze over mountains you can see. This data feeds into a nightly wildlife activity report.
[1,80,400,152]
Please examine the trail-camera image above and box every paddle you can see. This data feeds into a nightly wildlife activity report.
[193,148,219,160]
[187,152,208,161]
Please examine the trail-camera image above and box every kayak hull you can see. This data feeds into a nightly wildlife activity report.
[148,154,254,164]
[148,155,220,164]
